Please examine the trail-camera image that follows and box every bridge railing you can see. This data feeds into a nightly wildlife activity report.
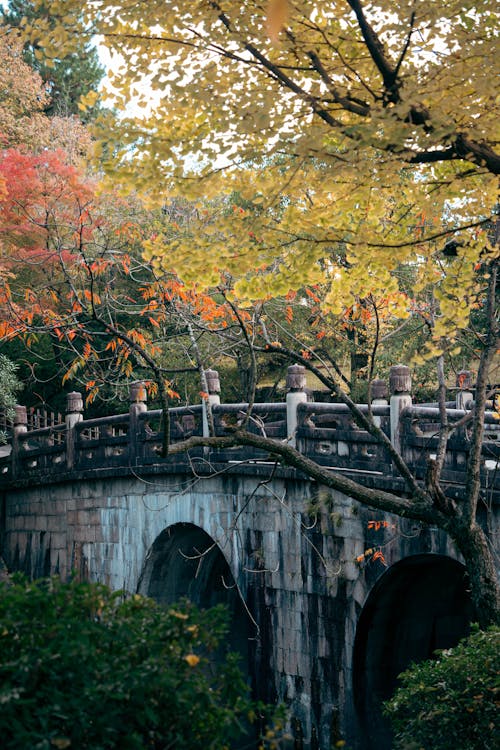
[400,406,500,484]
[2,422,67,481]
[0,365,498,496]
[74,413,132,470]
[295,402,392,475]
[138,405,203,462]
[136,403,287,464]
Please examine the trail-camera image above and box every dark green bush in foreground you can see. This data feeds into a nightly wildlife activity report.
[384,626,499,750]
[0,576,280,750]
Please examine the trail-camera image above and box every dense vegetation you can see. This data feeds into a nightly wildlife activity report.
[0,576,281,750]
[384,626,499,750]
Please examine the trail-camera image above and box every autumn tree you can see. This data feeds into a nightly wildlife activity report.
[0,148,157,409]
[0,24,93,162]
[0,148,247,425]
[0,27,50,148]
[18,1,500,625]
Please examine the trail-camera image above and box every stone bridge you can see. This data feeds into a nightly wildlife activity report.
[0,366,498,750]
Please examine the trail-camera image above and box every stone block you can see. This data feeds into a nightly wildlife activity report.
[55,549,67,575]
[49,531,67,549]
[341,561,359,581]
[81,509,101,526]
[47,514,68,533]
[52,500,67,515]
[19,514,32,531]
[71,525,96,543]
[341,537,364,562]
[34,515,50,532]
[331,517,364,540]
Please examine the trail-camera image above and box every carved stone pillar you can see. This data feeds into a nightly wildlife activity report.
[11,405,28,480]
[456,370,474,411]
[202,369,221,438]
[286,364,307,448]
[66,392,83,469]
[371,378,388,428]
[129,381,148,462]
[389,365,412,454]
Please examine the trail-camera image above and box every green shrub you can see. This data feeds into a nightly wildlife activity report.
[0,354,21,444]
[384,626,499,750]
[0,575,280,750]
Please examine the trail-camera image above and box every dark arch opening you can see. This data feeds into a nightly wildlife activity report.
[352,554,473,749]
[138,522,251,666]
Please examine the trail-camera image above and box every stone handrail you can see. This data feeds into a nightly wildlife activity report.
[0,366,498,500]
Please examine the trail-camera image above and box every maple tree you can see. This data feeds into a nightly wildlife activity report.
[0,149,157,405]
[0,149,247,432]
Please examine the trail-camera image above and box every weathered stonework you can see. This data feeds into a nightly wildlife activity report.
[0,467,473,749]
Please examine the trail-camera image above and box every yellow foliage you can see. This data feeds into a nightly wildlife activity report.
[34,0,500,348]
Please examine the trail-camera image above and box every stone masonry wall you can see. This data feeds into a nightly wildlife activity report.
[0,468,463,749]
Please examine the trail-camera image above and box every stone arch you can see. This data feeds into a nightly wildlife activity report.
[137,522,252,663]
[352,553,473,749]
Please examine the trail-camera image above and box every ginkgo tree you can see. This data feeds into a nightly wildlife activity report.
[17,0,500,626]
[29,0,498,311]
[1,0,105,120]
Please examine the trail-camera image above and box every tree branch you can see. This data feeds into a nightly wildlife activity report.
[166,429,440,523]
[346,0,398,97]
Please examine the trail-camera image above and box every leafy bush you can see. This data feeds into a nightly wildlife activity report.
[0,354,21,444]
[0,576,280,750]
[384,626,499,750]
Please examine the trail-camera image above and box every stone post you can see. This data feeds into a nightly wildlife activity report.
[129,381,148,462]
[11,405,28,480]
[202,369,221,438]
[371,379,388,428]
[389,365,412,455]
[65,392,83,469]
[456,370,473,411]
[286,364,307,448]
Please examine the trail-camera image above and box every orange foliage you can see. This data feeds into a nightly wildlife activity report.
[355,547,387,566]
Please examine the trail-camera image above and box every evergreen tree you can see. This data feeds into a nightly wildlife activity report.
[1,0,104,119]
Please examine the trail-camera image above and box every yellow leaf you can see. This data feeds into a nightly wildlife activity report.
[51,739,71,749]
[169,610,188,620]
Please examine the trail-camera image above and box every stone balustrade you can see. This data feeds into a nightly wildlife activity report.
[0,365,498,502]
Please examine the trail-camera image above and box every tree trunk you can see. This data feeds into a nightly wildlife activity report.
[452,520,500,628]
